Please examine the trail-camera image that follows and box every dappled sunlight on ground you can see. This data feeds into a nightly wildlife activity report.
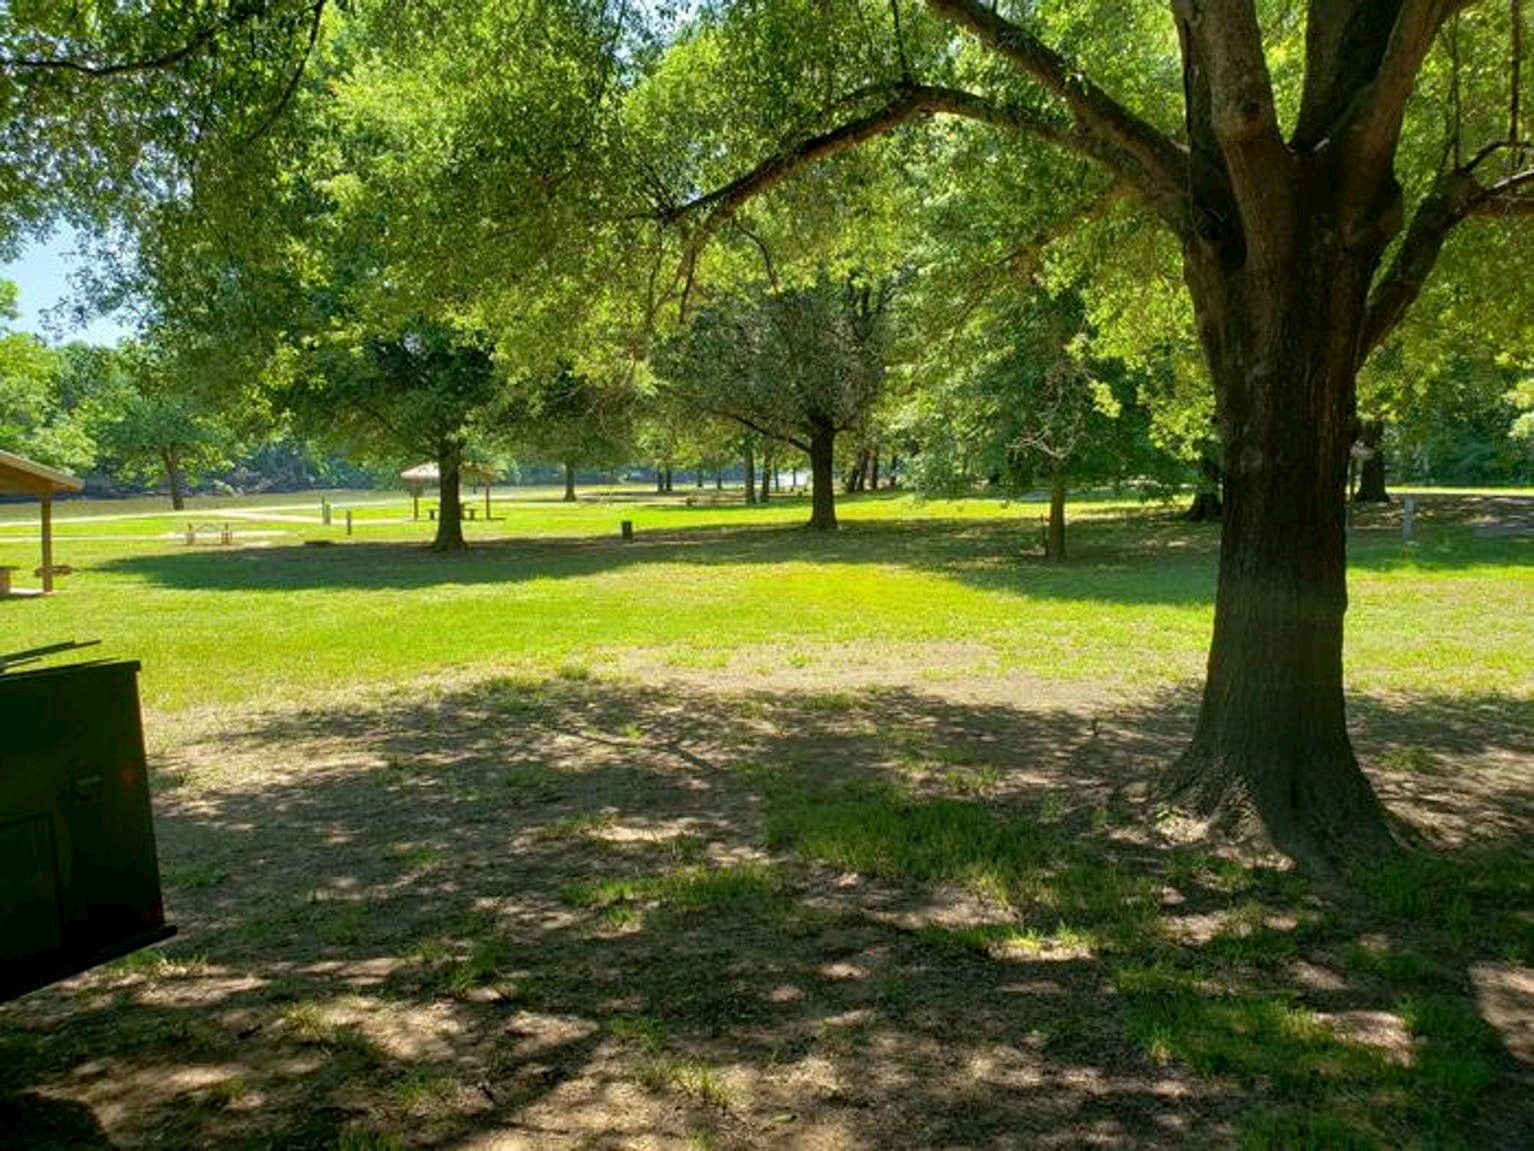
[3,668,1529,1148]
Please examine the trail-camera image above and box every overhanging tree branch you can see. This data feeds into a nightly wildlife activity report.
[923,0,1188,210]
[663,82,1077,231]
[662,82,1084,310]
[0,2,325,78]
[1340,0,1478,182]
[0,29,221,77]
[1360,159,1534,357]
[238,0,329,147]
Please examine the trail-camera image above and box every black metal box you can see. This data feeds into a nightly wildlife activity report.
[0,660,175,1001]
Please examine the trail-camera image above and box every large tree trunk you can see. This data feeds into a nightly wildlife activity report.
[807,422,838,530]
[563,461,577,502]
[1169,237,1395,870]
[759,446,772,503]
[1045,467,1066,561]
[164,449,186,511]
[432,440,467,552]
[743,443,756,505]
[1353,419,1390,503]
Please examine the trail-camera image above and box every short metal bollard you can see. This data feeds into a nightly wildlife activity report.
[621,520,634,542]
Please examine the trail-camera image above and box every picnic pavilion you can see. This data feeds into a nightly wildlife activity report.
[0,449,85,595]
[400,461,500,521]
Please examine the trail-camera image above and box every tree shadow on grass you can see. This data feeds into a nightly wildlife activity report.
[2,676,1529,1148]
[93,493,1531,608]
[94,514,1228,607]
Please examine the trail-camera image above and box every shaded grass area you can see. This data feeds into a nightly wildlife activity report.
[2,492,1529,711]
[2,675,1528,1149]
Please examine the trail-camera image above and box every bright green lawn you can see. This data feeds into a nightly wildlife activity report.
[1,487,1529,713]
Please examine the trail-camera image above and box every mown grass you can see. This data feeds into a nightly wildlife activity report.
[2,487,1528,711]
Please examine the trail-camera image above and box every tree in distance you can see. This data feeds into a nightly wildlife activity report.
[906,285,1183,560]
[657,271,893,531]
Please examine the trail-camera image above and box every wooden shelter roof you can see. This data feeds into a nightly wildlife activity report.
[0,449,85,498]
[400,461,499,485]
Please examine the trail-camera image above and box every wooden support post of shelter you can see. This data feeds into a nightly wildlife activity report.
[0,449,85,595]
[400,461,500,522]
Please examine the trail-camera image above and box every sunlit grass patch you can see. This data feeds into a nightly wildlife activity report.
[560,863,786,916]
[3,488,1526,710]
[530,809,619,842]
[1124,990,1389,1092]
[390,1068,461,1112]
[635,1054,737,1108]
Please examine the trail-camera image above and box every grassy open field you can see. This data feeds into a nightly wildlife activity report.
[1,486,1530,1149]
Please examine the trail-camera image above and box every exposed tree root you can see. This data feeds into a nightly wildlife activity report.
[1161,742,1400,879]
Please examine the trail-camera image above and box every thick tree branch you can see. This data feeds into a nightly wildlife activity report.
[1340,0,1476,182]
[1360,160,1534,357]
[1174,1,1294,264]
[662,82,1087,310]
[0,1,322,78]
[1297,1,1398,145]
[663,83,1077,230]
[0,30,220,76]
[923,0,1188,210]
[1475,165,1534,208]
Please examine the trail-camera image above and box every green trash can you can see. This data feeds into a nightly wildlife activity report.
[0,659,175,1002]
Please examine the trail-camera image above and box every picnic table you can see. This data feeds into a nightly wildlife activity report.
[427,503,480,521]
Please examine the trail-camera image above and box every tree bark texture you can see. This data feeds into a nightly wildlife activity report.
[432,440,467,552]
[807,423,838,530]
[1170,225,1396,868]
